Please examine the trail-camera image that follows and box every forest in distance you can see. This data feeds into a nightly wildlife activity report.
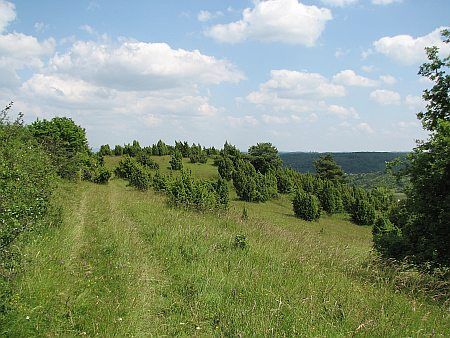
[280,151,408,174]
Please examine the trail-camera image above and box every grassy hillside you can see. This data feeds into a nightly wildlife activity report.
[2,157,448,336]
[281,152,407,174]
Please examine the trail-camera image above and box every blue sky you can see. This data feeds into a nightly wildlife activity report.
[1,0,449,151]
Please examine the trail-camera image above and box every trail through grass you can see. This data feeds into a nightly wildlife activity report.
[2,172,449,336]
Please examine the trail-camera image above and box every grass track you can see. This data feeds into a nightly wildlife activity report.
[2,172,449,336]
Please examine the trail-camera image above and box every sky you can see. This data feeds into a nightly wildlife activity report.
[0,0,449,151]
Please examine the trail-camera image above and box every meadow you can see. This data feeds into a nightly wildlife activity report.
[2,156,448,337]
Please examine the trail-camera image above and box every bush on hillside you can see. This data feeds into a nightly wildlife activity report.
[170,150,183,170]
[351,198,376,226]
[136,152,160,170]
[292,190,321,221]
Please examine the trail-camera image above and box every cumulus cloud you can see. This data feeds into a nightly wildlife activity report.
[327,104,359,119]
[205,0,332,45]
[369,89,401,105]
[246,69,360,124]
[333,69,378,87]
[227,115,258,127]
[197,10,223,22]
[46,40,244,91]
[373,27,450,65]
[0,32,55,88]
[321,0,358,7]
[357,122,374,134]
[379,75,396,85]
[0,0,15,33]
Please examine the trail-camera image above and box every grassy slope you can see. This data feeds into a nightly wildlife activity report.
[2,156,448,336]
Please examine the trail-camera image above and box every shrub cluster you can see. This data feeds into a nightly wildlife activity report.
[29,117,111,183]
[292,190,321,221]
[167,171,228,211]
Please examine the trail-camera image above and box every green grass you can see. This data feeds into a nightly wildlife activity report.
[2,159,449,336]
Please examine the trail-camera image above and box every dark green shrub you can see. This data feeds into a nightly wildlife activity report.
[292,190,321,221]
[115,156,138,179]
[351,198,376,225]
[153,171,169,191]
[98,144,112,156]
[233,234,248,250]
[275,168,293,194]
[28,117,90,180]
[93,166,112,184]
[214,178,229,209]
[373,216,406,259]
[136,152,159,170]
[217,156,234,181]
[128,164,151,191]
[170,150,183,170]
[318,182,343,214]
[114,145,123,156]
[232,160,276,202]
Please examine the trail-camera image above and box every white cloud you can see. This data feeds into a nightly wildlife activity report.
[373,27,450,65]
[372,0,402,5]
[0,0,15,33]
[0,32,55,88]
[357,122,374,134]
[197,10,223,22]
[262,114,290,124]
[227,115,258,127]
[34,22,49,33]
[246,69,360,123]
[333,69,378,87]
[198,10,212,22]
[205,0,332,45]
[361,65,375,73]
[248,70,346,104]
[379,74,396,85]
[369,89,401,105]
[321,0,358,7]
[143,114,162,127]
[47,40,244,91]
[334,48,349,58]
[328,104,359,119]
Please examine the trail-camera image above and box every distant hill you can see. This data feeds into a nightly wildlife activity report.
[280,152,407,174]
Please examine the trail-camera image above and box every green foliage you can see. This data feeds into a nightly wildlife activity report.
[248,142,282,174]
[233,234,248,250]
[214,178,229,209]
[217,156,234,181]
[373,217,405,259]
[275,168,294,194]
[152,171,170,191]
[189,143,207,164]
[99,144,112,156]
[136,152,160,170]
[318,181,343,214]
[281,152,407,174]
[369,187,395,214]
[374,29,450,268]
[292,190,321,221]
[28,117,90,180]
[232,159,277,202]
[167,170,228,211]
[113,145,123,156]
[123,140,141,157]
[314,154,345,183]
[0,104,60,316]
[93,166,112,184]
[128,164,152,191]
[0,105,58,255]
[169,150,183,170]
[115,156,138,179]
[351,197,376,226]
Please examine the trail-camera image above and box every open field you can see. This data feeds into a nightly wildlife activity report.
[2,157,448,337]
